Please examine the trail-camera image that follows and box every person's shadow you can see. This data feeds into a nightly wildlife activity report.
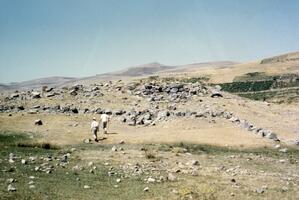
[98,137,107,141]
[104,132,118,135]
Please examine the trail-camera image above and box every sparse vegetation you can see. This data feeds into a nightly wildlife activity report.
[1,132,299,199]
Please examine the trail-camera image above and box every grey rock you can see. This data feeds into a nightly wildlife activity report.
[69,90,77,96]
[31,92,41,99]
[29,185,36,189]
[279,148,288,153]
[119,140,125,144]
[167,173,177,181]
[83,138,92,144]
[34,119,43,126]
[211,90,223,98]
[27,109,38,114]
[10,93,19,98]
[191,160,199,166]
[83,185,91,189]
[111,146,118,152]
[17,105,25,111]
[71,108,78,114]
[46,93,56,97]
[281,186,288,192]
[214,85,222,91]
[7,184,17,192]
[21,159,27,164]
[114,109,125,115]
[265,132,278,140]
[170,88,179,93]
[147,177,156,183]
[256,188,265,194]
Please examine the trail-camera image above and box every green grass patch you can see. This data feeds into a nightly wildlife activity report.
[159,142,299,159]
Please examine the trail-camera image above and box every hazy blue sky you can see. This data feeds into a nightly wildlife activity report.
[0,0,299,83]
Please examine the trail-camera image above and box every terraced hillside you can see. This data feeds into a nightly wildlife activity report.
[219,73,299,103]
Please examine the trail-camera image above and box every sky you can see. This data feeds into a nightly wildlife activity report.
[0,0,299,83]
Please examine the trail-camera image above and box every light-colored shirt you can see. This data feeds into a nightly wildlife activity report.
[91,121,99,129]
[100,114,109,122]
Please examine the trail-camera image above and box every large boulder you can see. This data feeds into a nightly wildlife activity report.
[211,90,223,98]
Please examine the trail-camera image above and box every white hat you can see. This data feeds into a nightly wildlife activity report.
[93,117,96,120]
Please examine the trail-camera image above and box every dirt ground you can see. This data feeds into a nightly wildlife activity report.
[0,112,278,148]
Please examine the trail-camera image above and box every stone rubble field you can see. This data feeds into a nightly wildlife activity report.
[0,77,299,199]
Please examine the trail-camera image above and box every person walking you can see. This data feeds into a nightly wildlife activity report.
[91,117,99,142]
[100,113,110,134]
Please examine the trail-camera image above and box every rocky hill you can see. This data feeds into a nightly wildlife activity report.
[0,76,77,91]
[106,62,177,76]
[0,61,238,91]
[260,51,299,64]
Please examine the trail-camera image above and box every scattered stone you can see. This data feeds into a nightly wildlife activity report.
[116,178,121,183]
[88,162,94,167]
[265,132,278,140]
[83,138,92,144]
[7,184,16,192]
[147,177,156,183]
[279,159,286,163]
[10,93,19,98]
[191,160,199,166]
[211,90,223,98]
[111,146,118,152]
[279,148,288,153]
[7,178,15,183]
[34,119,43,125]
[21,159,27,164]
[27,109,38,114]
[167,173,177,181]
[29,185,36,189]
[72,165,84,172]
[31,92,41,98]
[256,188,265,194]
[29,156,37,162]
[69,90,78,96]
[281,186,288,192]
[83,185,91,189]
[171,189,179,194]
[119,140,125,144]
[17,105,25,110]
[256,185,267,194]
[143,187,149,192]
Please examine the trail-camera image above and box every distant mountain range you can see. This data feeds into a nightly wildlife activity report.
[1,51,298,91]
